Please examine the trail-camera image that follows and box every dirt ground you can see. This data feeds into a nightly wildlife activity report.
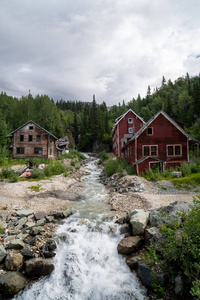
[0,163,198,216]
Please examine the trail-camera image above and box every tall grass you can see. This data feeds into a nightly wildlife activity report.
[59,149,85,161]
[104,157,135,177]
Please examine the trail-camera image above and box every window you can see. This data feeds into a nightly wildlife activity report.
[128,118,133,124]
[167,145,181,156]
[20,135,24,142]
[29,126,33,130]
[29,135,33,142]
[147,127,153,135]
[34,148,43,155]
[128,128,133,133]
[16,147,24,155]
[143,145,158,156]
[36,135,41,142]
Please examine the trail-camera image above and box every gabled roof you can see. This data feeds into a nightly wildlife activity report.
[112,109,145,134]
[126,110,200,145]
[133,156,163,165]
[6,120,58,140]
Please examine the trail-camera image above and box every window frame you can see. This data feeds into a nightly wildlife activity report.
[167,144,182,157]
[20,135,24,142]
[128,118,133,124]
[36,135,41,142]
[147,127,153,136]
[28,135,33,142]
[128,128,133,134]
[16,147,24,155]
[143,145,158,157]
[34,147,43,155]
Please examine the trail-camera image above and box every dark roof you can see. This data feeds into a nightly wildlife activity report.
[6,120,58,140]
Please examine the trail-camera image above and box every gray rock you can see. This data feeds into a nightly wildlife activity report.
[1,214,8,222]
[117,236,144,255]
[16,233,29,241]
[20,246,34,258]
[46,215,54,222]
[129,209,149,235]
[0,246,7,263]
[175,275,184,296]
[5,251,23,271]
[46,239,57,251]
[53,212,64,219]
[15,217,27,227]
[16,209,34,217]
[0,271,28,296]
[6,239,25,250]
[25,258,54,278]
[34,211,46,220]
[144,227,162,247]
[30,226,45,235]
[37,218,46,226]
[25,221,36,228]
[63,208,72,218]
[4,235,17,243]
[126,254,141,270]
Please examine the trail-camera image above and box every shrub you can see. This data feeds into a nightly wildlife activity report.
[98,150,109,164]
[59,149,85,161]
[0,167,19,182]
[44,161,72,177]
[153,197,200,296]
[104,157,135,177]
[31,168,46,179]
[104,159,118,176]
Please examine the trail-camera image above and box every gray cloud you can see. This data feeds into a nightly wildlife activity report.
[0,0,200,106]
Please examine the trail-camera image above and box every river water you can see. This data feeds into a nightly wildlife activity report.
[15,159,147,300]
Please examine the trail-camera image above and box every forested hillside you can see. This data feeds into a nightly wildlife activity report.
[0,73,200,155]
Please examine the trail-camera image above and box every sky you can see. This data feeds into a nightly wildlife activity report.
[0,0,200,106]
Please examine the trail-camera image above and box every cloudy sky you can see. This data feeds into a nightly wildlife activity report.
[0,0,200,106]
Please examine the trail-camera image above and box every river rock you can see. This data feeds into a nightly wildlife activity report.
[37,218,46,226]
[117,236,144,255]
[144,227,162,247]
[46,215,54,222]
[34,211,46,220]
[25,221,36,228]
[63,208,73,218]
[129,209,149,235]
[16,209,34,218]
[25,257,54,278]
[30,226,45,235]
[175,275,184,296]
[0,246,7,263]
[20,246,34,258]
[5,251,23,271]
[0,271,28,296]
[125,254,141,269]
[53,212,64,219]
[136,261,166,290]
[6,239,24,250]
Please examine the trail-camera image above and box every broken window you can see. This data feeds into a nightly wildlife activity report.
[20,135,24,142]
[29,126,33,130]
[128,118,133,124]
[143,145,158,156]
[36,135,41,142]
[29,135,33,142]
[16,147,24,154]
[34,148,43,155]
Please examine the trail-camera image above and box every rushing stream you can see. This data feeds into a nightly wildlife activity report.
[15,159,147,300]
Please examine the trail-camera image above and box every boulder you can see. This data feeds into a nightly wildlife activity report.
[30,226,45,235]
[37,218,46,226]
[129,209,149,235]
[53,212,64,219]
[126,254,141,270]
[136,261,166,290]
[63,208,73,218]
[0,246,7,263]
[34,211,46,220]
[0,271,28,296]
[16,209,34,218]
[5,251,23,271]
[46,215,54,222]
[20,246,34,258]
[117,236,144,255]
[175,275,184,296]
[25,258,54,278]
[6,239,24,250]
[144,227,162,247]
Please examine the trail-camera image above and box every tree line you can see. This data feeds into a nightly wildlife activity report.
[0,73,200,155]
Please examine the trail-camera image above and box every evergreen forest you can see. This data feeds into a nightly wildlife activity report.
[1,73,200,155]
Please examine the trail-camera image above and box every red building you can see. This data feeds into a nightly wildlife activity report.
[121,110,199,175]
[112,109,145,157]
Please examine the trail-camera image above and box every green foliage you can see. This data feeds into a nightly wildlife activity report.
[98,150,109,164]
[156,198,200,296]
[31,168,46,179]
[59,149,85,161]
[104,157,135,177]
[28,184,42,192]
[44,161,72,177]
[0,167,19,182]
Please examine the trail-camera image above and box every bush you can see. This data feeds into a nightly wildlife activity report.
[31,168,46,179]
[152,197,200,297]
[44,161,72,177]
[59,149,85,161]
[104,157,135,177]
[0,167,19,182]
[98,150,109,164]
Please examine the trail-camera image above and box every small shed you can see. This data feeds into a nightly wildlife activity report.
[6,120,60,159]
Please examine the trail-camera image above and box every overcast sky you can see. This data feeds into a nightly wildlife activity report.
[0,0,200,106]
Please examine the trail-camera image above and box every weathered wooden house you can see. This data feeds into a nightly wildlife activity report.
[112,109,145,157]
[6,120,60,159]
[121,110,199,175]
